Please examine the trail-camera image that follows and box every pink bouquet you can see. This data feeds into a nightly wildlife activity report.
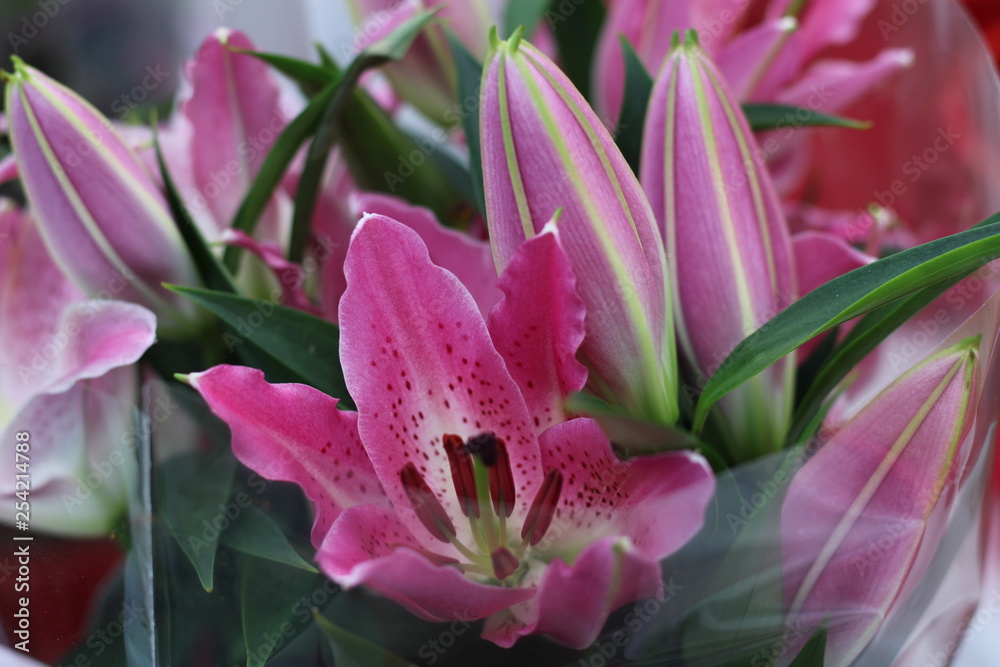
[1,0,999,665]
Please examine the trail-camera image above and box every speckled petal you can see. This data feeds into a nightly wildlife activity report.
[340,215,544,549]
[318,503,535,622]
[187,365,386,547]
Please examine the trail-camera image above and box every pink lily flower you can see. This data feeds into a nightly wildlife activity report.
[0,202,157,536]
[347,0,492,125]
[782,334,991,665]
[593,0,911,127]
[4,61,202,338]
[641,33,796,456]
[480,32,678,424]
[188,214,714,648]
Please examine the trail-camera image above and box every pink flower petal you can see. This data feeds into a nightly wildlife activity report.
[794,231,875,298]
[218,229,318,314]
[180,29,288,231]
[718,18,798,100]
[487,225,587,434]
[187,365,386,547]
[0,368,138,536]
[777,48,914,115]
[768,0,877,62]
[318,503,535,622]
[340,215,544,546]
[0,206,156,402]
[483,536,662,649]
[350,192,501,318]
[535,418,714,558]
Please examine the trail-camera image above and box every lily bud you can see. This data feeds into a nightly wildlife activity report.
[480,31,678,423]
[781,337,982,665]
[348,0,492,125]
[4,60,202,338]
[640,33,796,456]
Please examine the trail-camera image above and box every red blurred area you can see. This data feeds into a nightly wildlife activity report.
[962,0,1000,64]
[0,527,123,664]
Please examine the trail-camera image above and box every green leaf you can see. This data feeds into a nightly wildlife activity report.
[448,30,486,216]
[317,44,338,72]
[159,451,237,592]
[287,88,341,264]
[789,625,828,667]
[235,48,336,95]
[313,611,412,667]
[787,280,961,444]
[503,0,552,37]
[167,285,352,406]
[241,559,329,667]
[222,506,318,573]
[227,10,437,271]
[692,215,1000,434]
[551,0,606,102]
[224,77,340,271]
[337,88,471,227]
[153,128,238,294]
[615,36,654,173]
[742,103,870,131]
[287,7,440,262]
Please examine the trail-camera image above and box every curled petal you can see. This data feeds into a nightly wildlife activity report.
[483,536,663,649]
[351,192,501,318]
[318,504,535,622]
[487,224,587,433]
[187,365,386,546]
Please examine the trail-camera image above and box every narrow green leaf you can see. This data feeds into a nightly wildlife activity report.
[159,451,237,592]
[313,612,412,667]
[287,92,340,264]
[693,215,1000,433]
[503,0,552,37]
[286,9,439,264]
[227,11,436,271]
[234,48,336,94]
[167,285,353,406]
[615,36,654,173]
[224,77,340,271]
[153,128,238,294]
[222,506,318,573]
[316,44,338,72]
[788,280,962,444]
[448,30,486,216]
[241,559,329,667]
[551,0,606,102]
[742,103,870,131]
[337,88,471,227]
[789,625,828,667]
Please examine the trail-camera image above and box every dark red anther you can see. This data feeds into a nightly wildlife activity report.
[464,432,498,464]
[488,437,516,518]
[400,463,456,543]
[491,547,520,581]
[521,468,563,546]
[443,433,478,518]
